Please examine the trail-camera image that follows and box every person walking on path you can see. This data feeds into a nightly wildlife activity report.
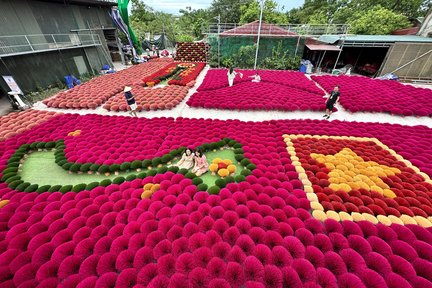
[323,85,340,119]
[124,86,137,117]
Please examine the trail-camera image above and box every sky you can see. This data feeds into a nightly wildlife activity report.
[140,0,305,15]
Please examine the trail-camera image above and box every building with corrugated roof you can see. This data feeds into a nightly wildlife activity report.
[0,0,119,95]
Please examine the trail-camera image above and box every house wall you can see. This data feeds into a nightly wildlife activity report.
[0,0,114,93]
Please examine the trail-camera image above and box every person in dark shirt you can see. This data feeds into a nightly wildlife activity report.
[323,85,340,119]
[124,86,137,117]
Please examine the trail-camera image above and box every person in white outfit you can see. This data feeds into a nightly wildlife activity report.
[227,67,242,87]
[250,71,261,83]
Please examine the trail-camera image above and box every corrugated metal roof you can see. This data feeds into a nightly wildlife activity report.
[318,34,432,44]
[305,38,341,51]
[306,44,341,51]
[220,21,297,37]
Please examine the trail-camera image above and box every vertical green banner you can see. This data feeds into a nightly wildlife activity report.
[118,0,142,54]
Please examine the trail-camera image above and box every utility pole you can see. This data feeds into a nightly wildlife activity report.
[216,14,221,68]
[254,0,264,70]
[333,34,346,72]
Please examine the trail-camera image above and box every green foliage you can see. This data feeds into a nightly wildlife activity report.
[288,0,426,26]
[59,185,73,193]
[235,154,245,162]
[209,142,219,150]
[36,142,46,149]
[142,160,152,168]
[131,160,143,170]
[185,172,196,179]
[126,175,137,181]
[208,185,221,195]
[234,148,244,154]
[109,164,121,173]
[161,154,172,164]
[223,45,256,69]
[197,183,208,191]
[72,184,87,192]
[235,175,246,182]
[36,185,51,193]
[215,178,226,188]
[200,143,210,151]
[85,182,100,191]
[137,172,147,179]
[178,168,189,175]
[147,170,157,176]
[120,163,131,171]
[8,162,19,168]
[247,163,256,170]
[169,149,181,157]
[69,164,81,173]
[151,158,162,167]
[3,167,18,175]
[2,172,17,182]
[168,166,179,173]
[241,169,252,176]
[7,156,21,165]
[192,177,203,185]
[5,175,20,184]
[261,42,302,70]
[80,163,93,173]
[45,142,56,149]
[308,11,329,24]
[209,0,254,23]
[113,177,126,184]
[177,35,194,42]
[98,165,110,174]
[9,180,24,190]
[100,179,112,187]
[15,182,30,191]
[348,6,411,35]
[30,142,40,149]
[48,185,62,192]
[24,184,39,192]
[240,0,288,24]
[90,164,100,172]
[241,158,251,166]
[225,176,235,184]
[157,166,168,174]
[62,163,73,171]
[178,7,210,39]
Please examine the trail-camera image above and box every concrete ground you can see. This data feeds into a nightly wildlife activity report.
[0,95,14,116]
[31,66,432,129]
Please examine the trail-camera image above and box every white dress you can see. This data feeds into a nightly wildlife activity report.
[175,153,195,169]
[227,71,237,87]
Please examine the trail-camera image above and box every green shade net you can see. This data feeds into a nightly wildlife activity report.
[118,0,143,54]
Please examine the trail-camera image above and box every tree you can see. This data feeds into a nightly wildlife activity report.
[209,0,255,23]
[239,0,288,24]
[129,1,179,43]
[178,8,210,39]
[348,6,411,35]
[349,0,425,18]
[288,0,428,26]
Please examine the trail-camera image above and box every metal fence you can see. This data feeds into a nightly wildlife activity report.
[0,33,102,57]
[204,23,350,37]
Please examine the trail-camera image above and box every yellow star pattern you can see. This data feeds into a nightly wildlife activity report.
[311,148,401,198]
